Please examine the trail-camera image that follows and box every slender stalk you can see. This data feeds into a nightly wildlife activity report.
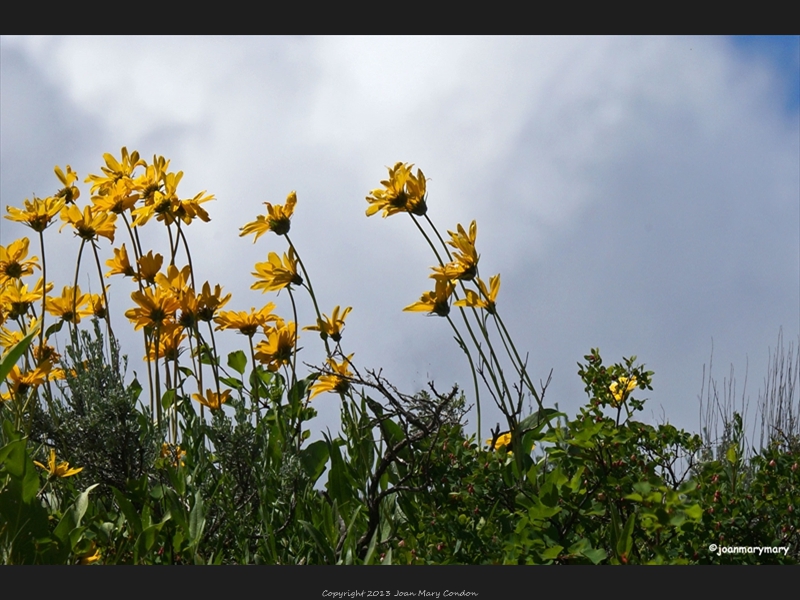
[249,336,260,422]
[288,287,299,387]
[90,241,114,348]
[177,224,197,291]
[285,233,331,357]
[71,239,86,343]
[37,231,48,350]
[446,315,482,440]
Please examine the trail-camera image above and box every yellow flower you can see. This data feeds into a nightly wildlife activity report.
[1,364,49,401]
[78,542,102,565]
[431,221,479,282]
[145,322,185,362]
[5,196,66,232]
[160,442,186,467]
[131,170,181,227]
[46,285,92,324]
[125,287,180,331]
[365,162,427,218]
[133,155,170,203]
[85,147,144,196]
[135,251,164,285]
[240,191,297,241]
[196,282,232,322]
[154,264,193,299]
[0,278,52,321]
[309,354,354,400]
[105,244,136,278]
[609,376,637,406]
[172,190,214,226]
[0,326,24,354]
[254,321,297,371]
[486,432,512,452]
[54,165,81,204]
[192,388,230,411]
[60,204,117,243]
[303,305,352,342]
[0,238,40,287]
[92,178,138,215]
[403,279,455,317]
[34,448,83,478]
[454,274,500,315]
[215,304,277,337]
[251,248,303,293]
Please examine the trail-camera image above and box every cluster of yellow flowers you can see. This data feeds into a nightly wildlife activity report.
[365,163,500,320]
[239,192,354,400]
[609,375,637,407]
[1,197,85,400]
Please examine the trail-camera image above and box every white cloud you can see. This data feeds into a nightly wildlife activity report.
[2,35,797,438]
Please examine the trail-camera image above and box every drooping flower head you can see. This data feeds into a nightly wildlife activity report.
[403,279,455,317]
[105,244,136,278]
[431,221,479,282]
[251,248,303,293]
[366,162,427,218]
[309,354,354,400]
[454,274,500,315]
[240,191,297,241]
[303,305,352,342]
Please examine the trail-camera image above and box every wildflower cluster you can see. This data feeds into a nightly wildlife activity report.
[3,150,798,567]
[366,162,542,450]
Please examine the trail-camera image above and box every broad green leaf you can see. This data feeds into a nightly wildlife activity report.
[227,350,247,375]
[583,548,608,564]
[539,545,563,560]
[161,389,176,410]
[112,486,142,535]
[0,323,40,382]
[189,491,206,548]
[300,440,329,483]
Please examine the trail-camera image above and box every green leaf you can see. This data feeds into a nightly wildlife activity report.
[227,350,247,375]
[0,323,40,382]
[583,548,608,564]
[188,491,206,549]
[44,319,65,339]
[519,408,562,433]
[112,486,142,535]
[300,440,329,483]
[684,504,703,520]
[539,545,563,560]
[161,389,176,410]
[726,444,738,465]
[219,376,243,390]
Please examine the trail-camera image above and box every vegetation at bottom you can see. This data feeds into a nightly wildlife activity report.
[1,151,797,563]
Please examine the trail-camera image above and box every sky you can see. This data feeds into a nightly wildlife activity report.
[2,36,798,444]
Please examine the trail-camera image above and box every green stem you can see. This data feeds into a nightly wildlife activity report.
[285,233,331,357]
